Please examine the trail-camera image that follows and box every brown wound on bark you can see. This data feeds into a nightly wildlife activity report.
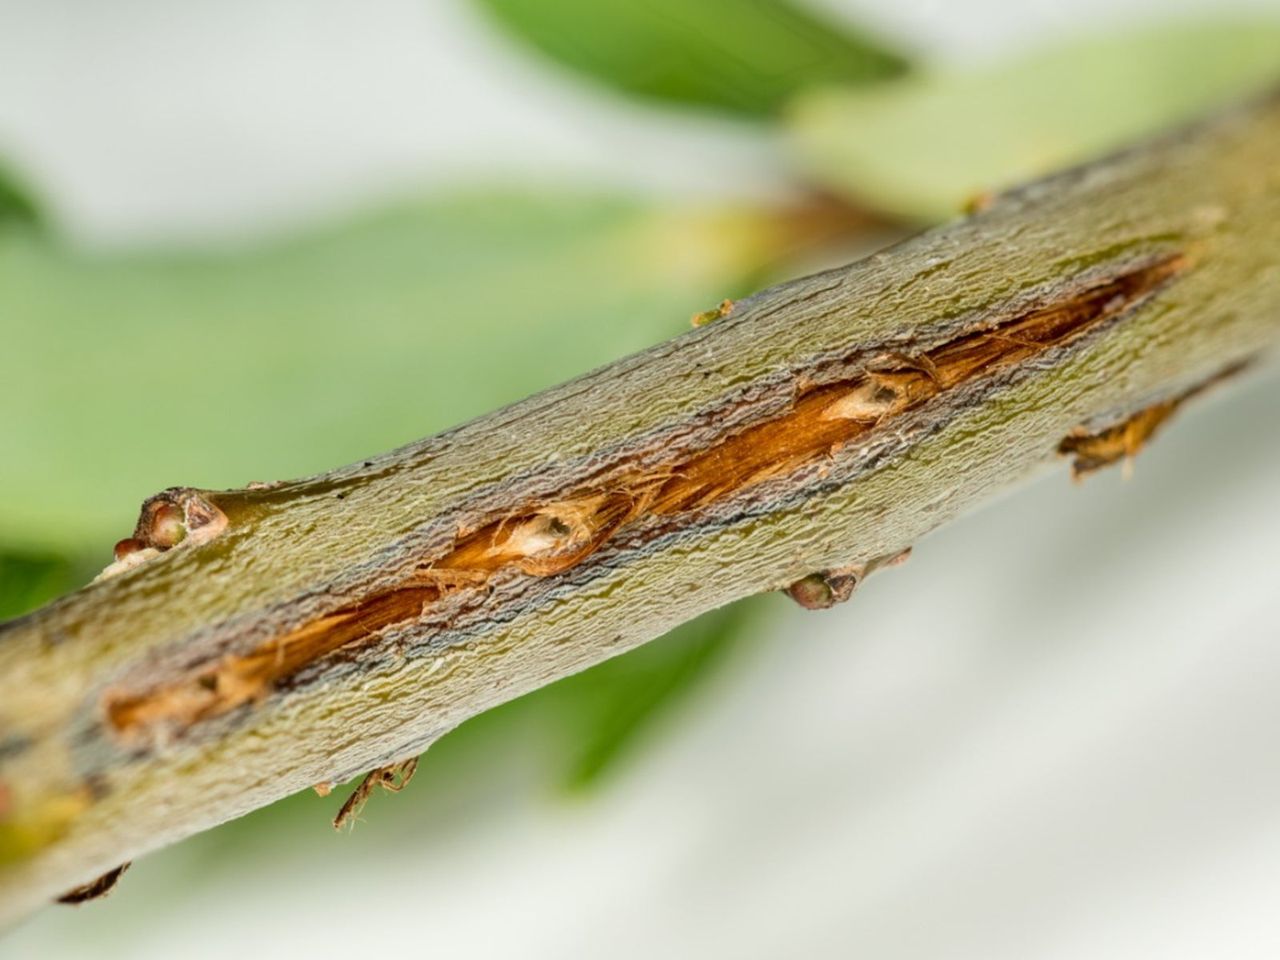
[822,371,920,422]
[56,862,130,905]
[103,253,1188,740]
[1059,358,1250,480]
[1059,402,1183,479]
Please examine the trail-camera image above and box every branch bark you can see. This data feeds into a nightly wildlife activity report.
[3,90,1280,924]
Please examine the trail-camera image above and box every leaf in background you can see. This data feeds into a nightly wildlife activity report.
[789,21,1280,222]
[0,193,794,556]
[0,552,74,621]
[471,0,908,117]
[0,162,43,231]
[549,601,756,790]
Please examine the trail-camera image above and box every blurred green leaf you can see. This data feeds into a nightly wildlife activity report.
[472,0,908,117]
[789,21,1280,222]
[0,552,74,621]
[0,162,43,231]
[0,193,789,555]
[549,600,755,790]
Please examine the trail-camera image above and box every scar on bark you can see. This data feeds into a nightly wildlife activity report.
[56,862,131,905]
[1059,359,1251,480]
[332,757,419,831]
[785,548,912,610]
[963,190,998,215]
[103,253,1188,740]
[691,298,735,327]
[95,487,228,581]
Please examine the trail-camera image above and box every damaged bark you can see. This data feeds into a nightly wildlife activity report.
[54,862,129,905]
[2,90,1279,924]
[1058,359,1251,479]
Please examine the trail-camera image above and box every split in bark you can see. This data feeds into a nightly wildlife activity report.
[2,89,1279,925]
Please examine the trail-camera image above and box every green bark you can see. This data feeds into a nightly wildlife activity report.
[2,90,1279,925]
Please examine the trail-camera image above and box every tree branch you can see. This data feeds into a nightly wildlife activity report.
[3,90,1279,924]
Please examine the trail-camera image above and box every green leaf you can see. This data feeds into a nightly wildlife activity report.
[549,601,756,790]
[0,162,44,231]
[471,0,908,117]
[0,193,789,556]
[789,20,1280,222]
[0,552,75,621]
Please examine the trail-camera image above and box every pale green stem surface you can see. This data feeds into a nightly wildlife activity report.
[2,91,1279,926]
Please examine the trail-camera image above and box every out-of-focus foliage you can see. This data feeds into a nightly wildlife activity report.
[790,21,1280,221]
[0,194,790,556]
[471,0,908,116]
[0,162,43,231]
[0,553,74,621]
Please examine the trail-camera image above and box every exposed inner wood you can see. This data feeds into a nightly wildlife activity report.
[103,254,1187,739]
